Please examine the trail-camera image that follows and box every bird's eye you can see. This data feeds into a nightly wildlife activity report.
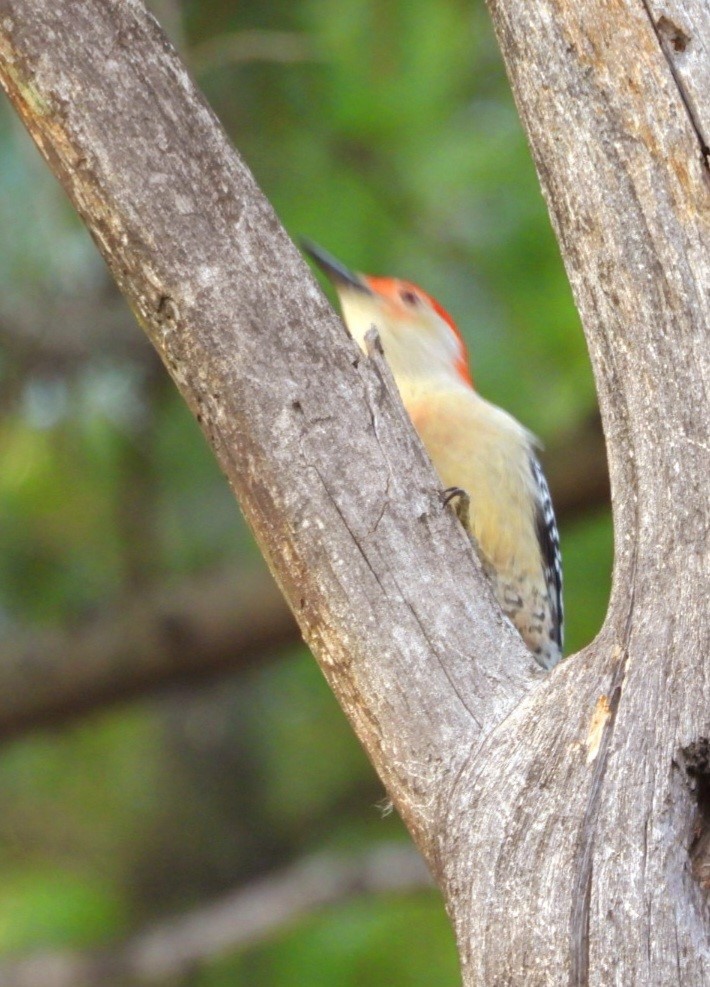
[400,289,419,307]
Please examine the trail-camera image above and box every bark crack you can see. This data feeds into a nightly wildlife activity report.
[674,917,684,985]
[639,0,710,168]
[570,528,637,985]
[395,576,484,731]
[367,472,391,537]
[569,523,638,982]
[570,675,625,986]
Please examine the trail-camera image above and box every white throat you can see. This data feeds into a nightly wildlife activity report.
[339,290,468,400]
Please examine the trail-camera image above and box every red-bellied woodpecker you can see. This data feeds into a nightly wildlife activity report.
[304,241,563,669]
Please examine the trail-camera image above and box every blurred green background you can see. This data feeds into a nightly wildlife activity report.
[0,0,612,983]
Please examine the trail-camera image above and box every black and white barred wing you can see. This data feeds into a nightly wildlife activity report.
[530,455,564,655]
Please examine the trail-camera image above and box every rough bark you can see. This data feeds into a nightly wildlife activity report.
[449,1,709,983]
[0,0,535,855]
[0,2,706,986]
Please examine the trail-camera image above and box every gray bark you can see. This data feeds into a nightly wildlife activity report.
[0,1,707,984]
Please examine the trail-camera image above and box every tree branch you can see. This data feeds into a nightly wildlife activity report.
[0,844,432,987]
[190,31,318,75]
[441,0,709,981]
[0,566,297,740]
[0,0,534,861]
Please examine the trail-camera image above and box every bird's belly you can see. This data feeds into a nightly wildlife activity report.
[408,399,538,573]
[406,393,559,665]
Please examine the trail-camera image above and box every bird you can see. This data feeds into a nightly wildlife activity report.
[303,240,563,669]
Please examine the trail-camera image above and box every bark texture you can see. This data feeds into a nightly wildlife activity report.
[0,0,707,984]
[0,0,535,852]
[454,0,709,982]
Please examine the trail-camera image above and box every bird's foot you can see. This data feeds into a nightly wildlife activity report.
[441,486,471,531]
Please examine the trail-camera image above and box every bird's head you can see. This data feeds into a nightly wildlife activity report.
[303,241,473,391]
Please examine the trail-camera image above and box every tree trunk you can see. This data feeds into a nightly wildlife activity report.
[0,0,706,983]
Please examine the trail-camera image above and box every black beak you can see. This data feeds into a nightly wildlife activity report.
[301,239,372,294]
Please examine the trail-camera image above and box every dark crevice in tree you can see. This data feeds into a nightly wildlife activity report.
[682,739,710,891]
[656,15,690,53]
[570,673,625,986]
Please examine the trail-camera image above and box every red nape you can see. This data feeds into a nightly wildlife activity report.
[365,275,474,388]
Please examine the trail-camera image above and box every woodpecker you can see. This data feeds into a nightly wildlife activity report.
[304,241,563,669]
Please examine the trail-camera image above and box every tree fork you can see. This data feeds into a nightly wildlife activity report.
[448,0,709,981]
[0,1,707,984]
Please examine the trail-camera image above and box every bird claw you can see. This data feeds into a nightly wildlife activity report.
[441,486,471,530]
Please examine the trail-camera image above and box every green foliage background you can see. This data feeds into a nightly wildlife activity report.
[0,0,612,982]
